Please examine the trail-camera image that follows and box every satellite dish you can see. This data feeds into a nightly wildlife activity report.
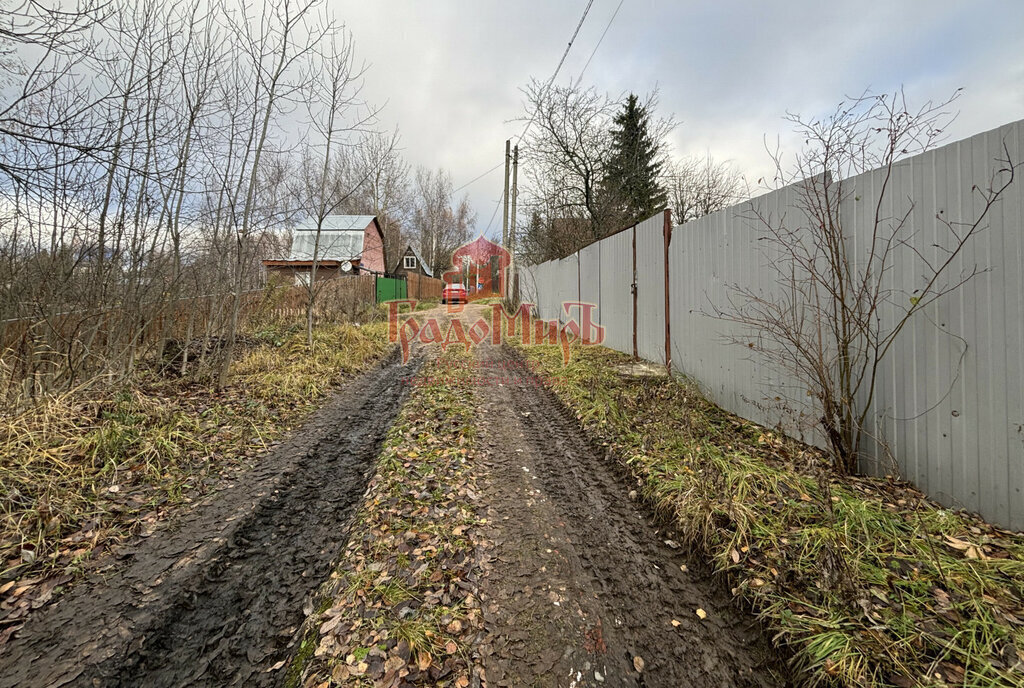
[340,260,353,273]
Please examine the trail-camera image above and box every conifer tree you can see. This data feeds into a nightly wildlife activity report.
[603,93,667,227]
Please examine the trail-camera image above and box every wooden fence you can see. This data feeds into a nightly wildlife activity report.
[263,275,377,323]
[406,273,443,300]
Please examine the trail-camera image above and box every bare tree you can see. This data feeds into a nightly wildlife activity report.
[216,0,328,387]
[296,27,370,346]
[518,82,676,261]
[519,80,616,244]
[354,129,409,270]
[411,167,473,276]
[518,212,591,265]
[0,0,458,406]
[0,0,108,183]
[718,90,1018,473]
[667,154,745,225]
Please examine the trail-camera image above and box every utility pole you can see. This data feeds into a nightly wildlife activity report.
[502,139,511,249]
[508,144,519,299]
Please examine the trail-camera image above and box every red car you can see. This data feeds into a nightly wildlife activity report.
[441,283,467,304]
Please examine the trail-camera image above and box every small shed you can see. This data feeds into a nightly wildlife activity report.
[263,215,386,285]
[391,245,433,279]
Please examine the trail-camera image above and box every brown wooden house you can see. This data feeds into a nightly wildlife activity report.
[391,245,433,279]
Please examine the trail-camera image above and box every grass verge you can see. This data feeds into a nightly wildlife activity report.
[517,343,1024,688]
[286,347,485,688]
[375,299,439,317]
[0,321,391,621]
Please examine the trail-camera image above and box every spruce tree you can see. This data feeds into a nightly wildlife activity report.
[604,94,667,227]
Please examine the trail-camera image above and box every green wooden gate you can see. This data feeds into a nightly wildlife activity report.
[375,276,407,303]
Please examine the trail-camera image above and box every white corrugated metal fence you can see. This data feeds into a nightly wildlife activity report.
[519,120,1024,530]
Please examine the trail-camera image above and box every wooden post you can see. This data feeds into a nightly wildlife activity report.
[502,140,511,249]
[508,144,518,299]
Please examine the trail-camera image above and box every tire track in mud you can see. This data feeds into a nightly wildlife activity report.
[0,352,420,688]
[474,344,786,687]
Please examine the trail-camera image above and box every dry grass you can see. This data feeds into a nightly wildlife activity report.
[518,343,1024,688]
[0,321,390,591]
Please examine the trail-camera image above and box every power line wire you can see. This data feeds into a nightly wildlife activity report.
[458,0,596,203]
[483,192,505,234]
[453,161,503,194]
[573,0,624,89]
[484,0,597,234]
[515,0,594,147]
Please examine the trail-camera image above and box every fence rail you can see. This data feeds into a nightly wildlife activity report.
[520,119,1024,531]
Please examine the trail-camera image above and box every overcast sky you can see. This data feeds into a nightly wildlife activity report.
[335,0,1024,235]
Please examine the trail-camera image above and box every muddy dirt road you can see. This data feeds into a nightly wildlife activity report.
[1,302,784,687]
[467,311,784,686]
[0,353,419,688]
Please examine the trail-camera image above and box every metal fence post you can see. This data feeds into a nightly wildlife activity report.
[663,208,672,373]
[632,224,638,359]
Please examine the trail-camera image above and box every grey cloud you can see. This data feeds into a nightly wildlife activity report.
[336,0,1024,229]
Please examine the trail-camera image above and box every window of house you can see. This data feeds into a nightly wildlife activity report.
[295,272,311,287]
[404,255,417,269]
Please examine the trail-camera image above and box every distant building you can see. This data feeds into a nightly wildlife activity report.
[391,245,433,279]
[444,235,509,299]
[263,215,386,285]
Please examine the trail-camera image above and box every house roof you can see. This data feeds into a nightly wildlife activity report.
[298,215,377,231]
[402,245,434,277]
[287,215,377,261]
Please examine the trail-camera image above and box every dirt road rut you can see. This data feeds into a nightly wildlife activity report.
[0,354,419,688]
[474,344,784,687]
